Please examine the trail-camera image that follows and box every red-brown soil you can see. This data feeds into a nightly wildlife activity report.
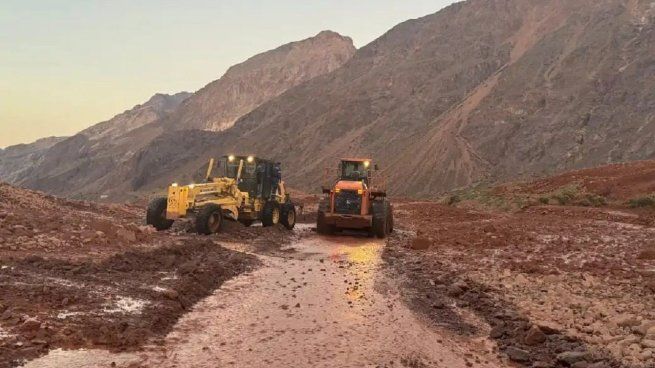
[500,160,655,202]
[385,201,655,367]
[0,183,299,368]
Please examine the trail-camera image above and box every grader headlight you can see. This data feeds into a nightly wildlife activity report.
[247,156,254,163]
[228,155,235,162]
[364,161,370,168]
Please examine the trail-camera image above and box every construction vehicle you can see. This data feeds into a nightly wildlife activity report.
[317,158,393,238]
[146,155,296,235]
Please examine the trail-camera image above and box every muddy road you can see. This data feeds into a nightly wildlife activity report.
[22,226,502,368]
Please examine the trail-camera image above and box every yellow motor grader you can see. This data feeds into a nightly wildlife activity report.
[146,155,296,235]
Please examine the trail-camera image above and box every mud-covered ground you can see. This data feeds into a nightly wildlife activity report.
[385,202,655,368]
[0,184,294,368]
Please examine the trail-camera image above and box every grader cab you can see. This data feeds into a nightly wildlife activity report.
[146,155,296,235]
[317,158,393,238]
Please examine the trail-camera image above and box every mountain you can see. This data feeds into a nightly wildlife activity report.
[164,31,356,132]
[0,136,67,183]
[118,0,655,198]
[1,92,191,197]
[80,92,191,140]
[5,31,355,199]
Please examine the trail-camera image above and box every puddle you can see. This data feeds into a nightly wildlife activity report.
[26,232,502,367]
[102,296,148,314]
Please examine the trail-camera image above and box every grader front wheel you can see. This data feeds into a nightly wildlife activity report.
[196,204,223,235]
[146,197,174,231]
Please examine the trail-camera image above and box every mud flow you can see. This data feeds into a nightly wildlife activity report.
[23,226,502,368]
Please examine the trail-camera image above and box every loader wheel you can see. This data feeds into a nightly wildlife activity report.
[146,197,174,231]
[196,204,223,235]
[262,201,280,227]
[280,203,296,230]
[372,200,389,238]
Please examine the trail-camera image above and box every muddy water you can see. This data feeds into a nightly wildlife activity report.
[24,229,501,368]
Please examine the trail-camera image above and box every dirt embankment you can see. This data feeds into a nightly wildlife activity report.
[385,201,655,368]
[0,183,289,368]
[496,161,655,206]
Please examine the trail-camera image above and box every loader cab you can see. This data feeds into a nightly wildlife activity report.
[339,159,372,185]
[216,155,278,199]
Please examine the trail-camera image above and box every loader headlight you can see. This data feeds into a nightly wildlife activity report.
[228,155,235,162]
[171,183,178,187]
[247,156,254,163]
[364,161,370,168]
[189,184,195,189]
[357,189,363,195]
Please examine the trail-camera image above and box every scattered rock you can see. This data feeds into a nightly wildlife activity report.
[557,351,589,365]
[641,339,655,349]
[116,229,137,243]
[637,247,655,260]
[161,289,179,300]
[524,325,547,345]
[613,314,640,328]
[19,319,42,332]
[489,325,505,338]
[410,237,432,250]
[505,347,531,362]
[447,285,464,297]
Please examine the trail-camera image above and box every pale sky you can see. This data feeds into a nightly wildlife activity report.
[0,0,456,148]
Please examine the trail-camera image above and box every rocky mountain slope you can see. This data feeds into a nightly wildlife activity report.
[163,30,356,132]
[0,137,67,183]
[112,0,655,199]
[4,31,355,199]
[1,92,190,198]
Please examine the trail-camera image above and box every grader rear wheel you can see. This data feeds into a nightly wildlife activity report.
[281,203,296,230]
[262,201,281,227]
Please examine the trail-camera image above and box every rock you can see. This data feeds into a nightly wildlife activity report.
[506,347,531,362]
[138,225,156,234]
[447,285,464,297]
[646,325,655,338]
[116,229,137,243]
[161,289,179,300]
[537,322,561,335]
[19,319,42,332]
[571,362,589,368]
[587,363,609,368]
[639,349,653,360]
[524,325,547,345]
[613,314,640,328]
[1,309,13,320]
[410,237,432,250]
[489,325,505,338]
[641,339,655,349]
[557,351,588,365]
[619,336,641,347]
